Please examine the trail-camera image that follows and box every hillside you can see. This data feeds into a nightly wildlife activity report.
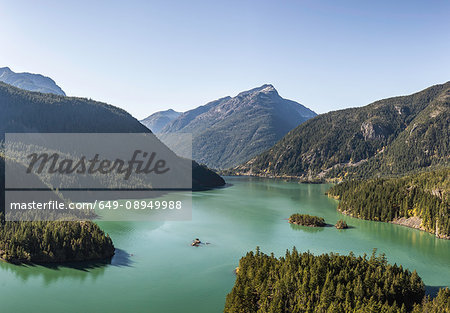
[232,82,450,180]
[0,82,224,189]
[159,84,316,169]
[140,109,181,133]
[327,168,450,239]
[0,67,65,96]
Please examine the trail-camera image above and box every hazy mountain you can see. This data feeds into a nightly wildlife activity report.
[159,84,316,169]
[232,82,450,180]
[0,82,224,189]
[0,67,65,96]
[141,109,182,132]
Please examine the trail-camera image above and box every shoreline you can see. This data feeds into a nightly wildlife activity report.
[0,252,115,265]
[390,217,450,240]
[337,208,449,240]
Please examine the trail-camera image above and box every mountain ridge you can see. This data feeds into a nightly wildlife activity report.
[0,67,65,96]
[157,84,316,169]
[230,81,450,180]
[141,109,182,133]
[0,81,224,190]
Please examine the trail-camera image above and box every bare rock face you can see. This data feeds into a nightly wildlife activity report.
[360,121,386,140]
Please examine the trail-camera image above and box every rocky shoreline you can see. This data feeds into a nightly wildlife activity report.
[390,217,450,240]
[337,208,449,240]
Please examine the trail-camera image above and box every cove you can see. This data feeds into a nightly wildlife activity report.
[0,176,448,313]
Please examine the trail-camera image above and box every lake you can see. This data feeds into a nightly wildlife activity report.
[0,177,449,313]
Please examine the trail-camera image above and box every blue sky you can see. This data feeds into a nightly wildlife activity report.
[1,0,449,119]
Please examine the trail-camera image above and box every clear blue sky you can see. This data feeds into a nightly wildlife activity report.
[1,0,449,119]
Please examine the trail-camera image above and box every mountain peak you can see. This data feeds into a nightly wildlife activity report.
[237,84,278,97]
[140,109,182,133]
[0,67,65,96]
[158,84,316,168]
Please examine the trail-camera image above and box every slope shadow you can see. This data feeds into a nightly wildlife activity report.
[18,248,133,272]
[425,285,448,297]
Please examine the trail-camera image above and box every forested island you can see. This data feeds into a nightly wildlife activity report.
[0,214,115,263]
[327,169,449,239]
[225,248,449,313]
[289,214,326,227]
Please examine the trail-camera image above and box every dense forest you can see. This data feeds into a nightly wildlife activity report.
[225,248,448,313]
[412,288,450,313]
[327,168,450,238]
[0,156,115,263]
[289,214,326,227]
[0,213,114,263]
[231,82,449,181]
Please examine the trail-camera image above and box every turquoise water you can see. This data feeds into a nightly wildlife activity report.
[0,177,449,312]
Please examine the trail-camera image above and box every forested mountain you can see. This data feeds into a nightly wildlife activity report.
[232,82,450,180]
[0,82,224,189]
[158,84,316,169]
[140,109,181,133]
[225,248,430,313]
[0,67,65,96]
[327,168,450,239]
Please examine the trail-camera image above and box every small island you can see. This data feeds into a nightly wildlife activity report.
[288,214,325,227]
[335,219,348,229]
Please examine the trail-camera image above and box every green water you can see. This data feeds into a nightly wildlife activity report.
[1,177,449,313]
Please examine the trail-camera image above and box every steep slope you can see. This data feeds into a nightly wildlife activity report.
[0,67,65,96]
[233,82,450,180]
[140,109,182,133]
[0,82,224,189]
[159,85,316,169]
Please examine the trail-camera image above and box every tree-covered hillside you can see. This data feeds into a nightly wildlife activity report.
[0,82,224,189]
[0,81,149,134]
[225,248,427,313]
[327,168,450,239]
[232,82,450,180]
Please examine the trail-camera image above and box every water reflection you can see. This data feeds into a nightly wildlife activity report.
[289,223,325,233]
[0,248,133,286]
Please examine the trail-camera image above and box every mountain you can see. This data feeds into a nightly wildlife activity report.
[159,84,316,169]
[0,82,224,190]
[232,82,450,180]
[140,109,182,132]
[0,67,65,96]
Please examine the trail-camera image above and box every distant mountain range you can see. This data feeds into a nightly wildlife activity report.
[0,67,65,96]
[141,109,182,133]
[231,82,450,180]
[0,82,224,190]
[148,84,316,169]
